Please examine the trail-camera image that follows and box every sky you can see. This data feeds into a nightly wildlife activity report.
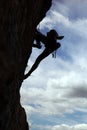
[21,0,87,130]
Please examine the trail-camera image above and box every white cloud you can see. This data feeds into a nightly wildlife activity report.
[40,9,87,35]
[21,59,87,116]
[31,124,87,130]
[51,124,87,130]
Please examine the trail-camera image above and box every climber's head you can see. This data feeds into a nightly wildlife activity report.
[47,29,64,40]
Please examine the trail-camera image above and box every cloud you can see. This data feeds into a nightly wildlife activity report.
[51,124,87,130]
[52,0,87,19]
[66,86,87,98]
[21,59,87,116]
[32,124,87,130]
[40,9,87,36]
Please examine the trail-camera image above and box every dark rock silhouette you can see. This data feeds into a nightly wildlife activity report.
[0,0,52,130]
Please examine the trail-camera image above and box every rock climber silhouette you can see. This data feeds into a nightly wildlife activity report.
[24,29,64,79]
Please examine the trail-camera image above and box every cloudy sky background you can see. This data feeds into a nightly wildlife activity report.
[21,0,87,130]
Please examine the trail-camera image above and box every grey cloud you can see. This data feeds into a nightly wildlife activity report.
[66,85,87,98]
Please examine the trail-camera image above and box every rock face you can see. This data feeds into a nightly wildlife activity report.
[0,0,52,130]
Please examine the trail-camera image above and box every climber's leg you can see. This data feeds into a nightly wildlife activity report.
[24,49,51,79]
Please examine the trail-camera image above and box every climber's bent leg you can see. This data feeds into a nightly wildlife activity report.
[24,49,51,79]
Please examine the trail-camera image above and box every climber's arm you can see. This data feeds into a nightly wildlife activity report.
[35,29,46,43]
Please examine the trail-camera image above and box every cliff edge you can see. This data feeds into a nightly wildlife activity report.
[0,0,52,130]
